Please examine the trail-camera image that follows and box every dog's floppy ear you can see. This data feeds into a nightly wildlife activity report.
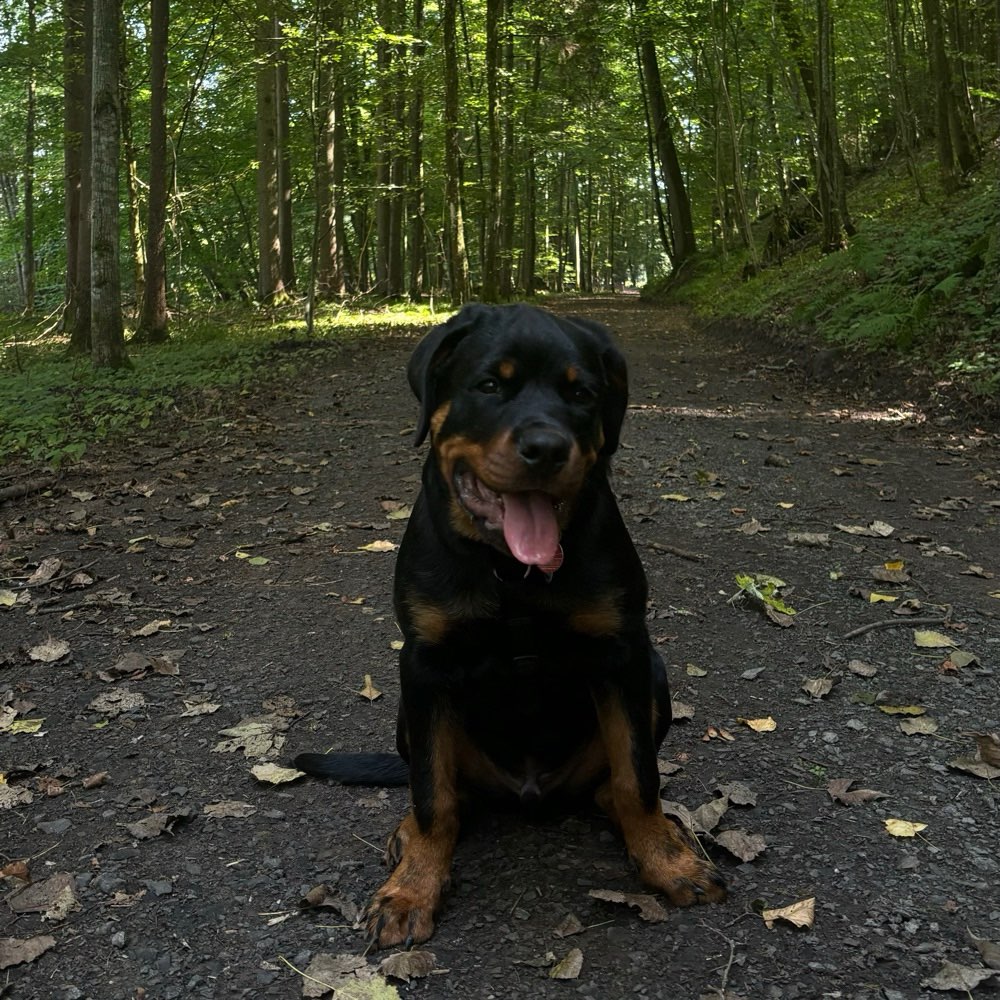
[557,316,629,456]
[408,304,484,446]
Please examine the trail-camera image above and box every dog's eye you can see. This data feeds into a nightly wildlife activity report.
[477,377,501,394]
[570,385,595,403]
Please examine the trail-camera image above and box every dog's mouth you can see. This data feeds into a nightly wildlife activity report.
[454,468,563,571]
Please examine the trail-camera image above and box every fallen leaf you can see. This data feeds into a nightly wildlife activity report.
[961,564,994,578]
[867,592,898,604]
[28,638,71,663]
[125,809,191,840]
[973,732,1000,767]
[826,778,887,806]
[0,785,34,808]
[213,714,289,758]
[359,540,397,553]
[847,659,878,677]
[588,889,669,922]
[738,716,777,732]
[836,521,894,537]
[358,674,382,701]
[884,818,927,837]
[714,828,767,862]
[702,725,735,742]
[921,960,996,992]
[716,781,757,806]
[82,772,108,789]
[0,589,17,607]
[762,897,815,929]
[132,619,171,637]
[685,663,708,677]
[945,649,980,669]
[947,757,1000,780]
[549,948,584,980]
[899,716,939,736]
[670,699,694,721]
[967,929,1000,971]
[0,934,57,970]
[300,884,361,923]
[801,677,836,699]
[88,689,147,716]
[251,762,304,784]
[877,704,926,716]
[203,799,257,819]
[660,493,692,502]
[553,913,585,938]
[787,531,830,547]
[690,795,730,833]
[7,873,79,921]
[26,557,62,585]
[379,950,437,983]
[913,629,957,648]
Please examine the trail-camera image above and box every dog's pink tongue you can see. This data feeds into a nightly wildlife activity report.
[502,491,560,567]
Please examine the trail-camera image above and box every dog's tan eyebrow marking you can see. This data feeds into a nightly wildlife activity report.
[565,365,579,383]
[498,359,517,380]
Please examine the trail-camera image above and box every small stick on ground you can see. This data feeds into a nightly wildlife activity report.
[648,541,706,562]
[843,606,952,641]
[0,477,59,503]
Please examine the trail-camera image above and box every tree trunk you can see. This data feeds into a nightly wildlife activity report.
[119,9,144,313]
[407,0,426,300]
[22,0,36,314]
[517,37,541,295]
[442,0,468,304]
[815,0,851,252]
[135,0,169,342]
[633,0,697,268]
[315,0,346,300]
[90,0,129,368]
[65,0,92,349]
[255,0,282,302]
[275,15,296,292]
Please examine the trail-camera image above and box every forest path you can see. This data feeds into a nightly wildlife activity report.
[2,297,999,999]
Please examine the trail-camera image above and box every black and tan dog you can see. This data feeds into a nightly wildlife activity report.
[295,303,726,947]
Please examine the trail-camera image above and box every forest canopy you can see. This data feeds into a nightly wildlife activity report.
[0,0,996,354]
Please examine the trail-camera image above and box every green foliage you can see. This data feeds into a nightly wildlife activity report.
[0,304,437,466]
[655,145,1000,400]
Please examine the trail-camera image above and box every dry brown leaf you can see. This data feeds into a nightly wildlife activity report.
[549,948,584,980]
[762,897,815,929]
[26,557,62,585]
[358,674,383,701]
[670,699,695,721]
[913,629,956,648]
[588,889,669,923]
[716,781,757,806]
[690,796,730,833]
[967,929,1000,971]
[738,716,777,732]
[921,960,997,992]
[826,778,888,806]
[948,757,1000,780]
[847,659,878,677]
[973,732,1000,768]
[251,762,304,784]
[702,725,736,742]
[125,809,192,840]
[7,872,79,921]
[300,884,361,923]
[553,913,585,938]
[203,799,257,819]
[899,717,939,736]
[714,828,767,862]
[801,677,836,699]
[379,950,437,983]
[877,704,925,716]
[884,818,927,837]
[0,934,57,970]
[28,637,71,663]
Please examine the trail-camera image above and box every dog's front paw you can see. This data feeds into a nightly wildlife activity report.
[365,882,437,949]
[647,851,728,907]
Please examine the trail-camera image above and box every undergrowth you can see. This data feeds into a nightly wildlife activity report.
[0,302,439,468]
[650,140,1000,401]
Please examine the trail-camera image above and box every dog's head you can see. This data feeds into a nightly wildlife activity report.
[407,304,628,569]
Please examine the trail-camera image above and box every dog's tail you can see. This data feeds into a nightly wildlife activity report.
[293,751,410,786]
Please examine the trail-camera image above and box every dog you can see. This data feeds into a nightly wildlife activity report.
[295,303,726,948]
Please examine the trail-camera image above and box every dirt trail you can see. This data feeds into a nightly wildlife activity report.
[2,297,999,1000]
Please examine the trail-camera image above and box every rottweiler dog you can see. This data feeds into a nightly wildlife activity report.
[295,303,726,948]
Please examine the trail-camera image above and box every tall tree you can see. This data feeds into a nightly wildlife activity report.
[90,0,128,367]
[255,0,282,302]
[442,0,469,303]
[22,0,37,313]
[815,0,851,252]
[135,0,170,342]
[633,0,697,268]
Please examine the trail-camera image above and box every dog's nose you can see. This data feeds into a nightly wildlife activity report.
[516,426,571,470]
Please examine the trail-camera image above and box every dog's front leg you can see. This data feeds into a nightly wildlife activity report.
[593,663,727,907]
[365,666,459,948]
